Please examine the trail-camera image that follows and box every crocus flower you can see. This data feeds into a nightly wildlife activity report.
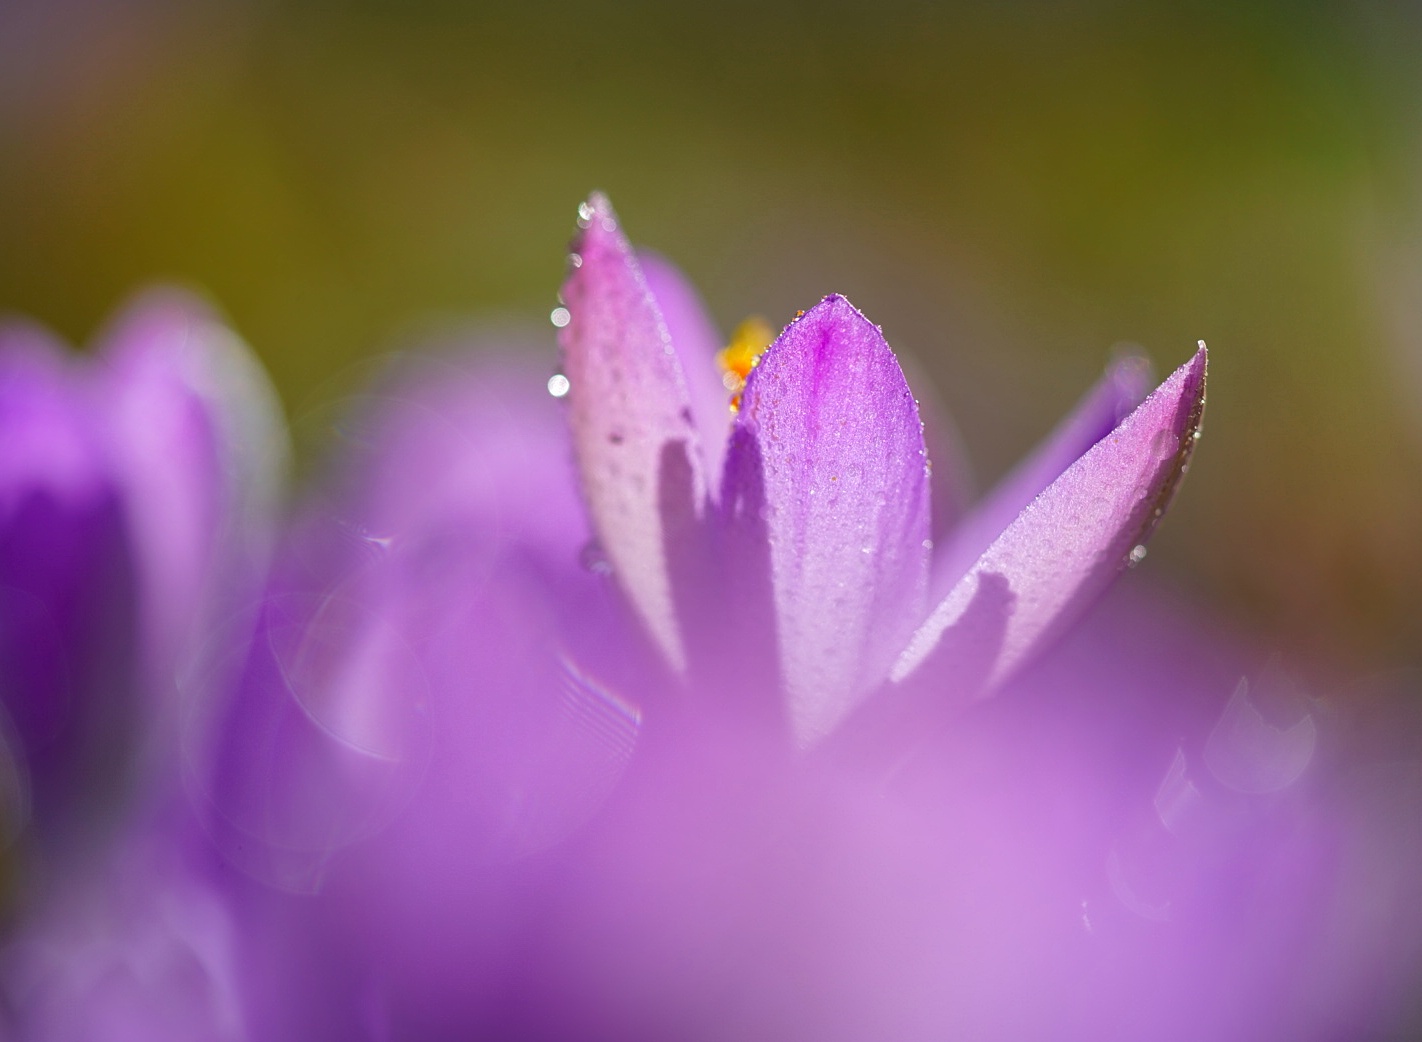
[0,289,285,833]
[192,192,1219,1041]
[558,192,1207,749]
[0,290,287,1040]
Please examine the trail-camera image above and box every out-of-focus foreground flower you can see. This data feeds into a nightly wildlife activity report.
[4,197,1422,1041]
[0,290,286,1041]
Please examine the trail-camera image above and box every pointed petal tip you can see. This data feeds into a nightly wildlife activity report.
[811,293,864,321]
[731,290,929,744]
[1178,343,1209,407]
[893,338,1208,693]
[1190,340,1208,376]
[575,191,620,237]
[1130,344,1208,514]
[1135,344,1207,426]
[557,191,702,677]
[780,294,877,339]
[1168,343,1208,429]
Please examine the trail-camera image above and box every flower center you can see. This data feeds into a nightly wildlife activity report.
[715,317,774,413]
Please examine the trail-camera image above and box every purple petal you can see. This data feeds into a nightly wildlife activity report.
[932,352,1153,596]
[193,349,655,1029]
[95,289,288,690]
[0,325,130,805]
[0,325,107,510]
[893,345,1206,688]
[195,350,649,895]
[638,250,733,486]
[559,194,707,672]
[1,819,248,1042]
[724,295,931,745]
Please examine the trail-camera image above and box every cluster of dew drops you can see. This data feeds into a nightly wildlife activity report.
[545,201,601,399]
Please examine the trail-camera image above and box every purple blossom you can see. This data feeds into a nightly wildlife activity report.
[558,192,1206,747]
[0,289,284,826]
[0,290,286,1040]
[189,194,1242,1040]
[5,198,1422,1042]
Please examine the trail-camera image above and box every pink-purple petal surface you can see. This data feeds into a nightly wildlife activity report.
[931,352,1153,597]
[1,821,248,1042]
[192,350,654,1036]
[0,325,132,811]
[559,194,706,673]
[894,345,1206,689]
[95,289,288,696]
[639,250,733,486]
[0,327,106,508]
[725,295,931,745]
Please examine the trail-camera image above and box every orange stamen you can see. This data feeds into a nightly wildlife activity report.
[715,317,775,413]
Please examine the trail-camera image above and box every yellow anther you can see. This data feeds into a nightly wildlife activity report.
[715,316,775,413]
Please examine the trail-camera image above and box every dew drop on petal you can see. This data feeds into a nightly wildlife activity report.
[1127,544,1148,567]
[579,540,613,576]
[547,373,571,398]
[577,201,594,226]
[550,306,571,328]
[1150,428,1177,461]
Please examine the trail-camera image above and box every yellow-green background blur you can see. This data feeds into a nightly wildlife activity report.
[4,0,1421,684]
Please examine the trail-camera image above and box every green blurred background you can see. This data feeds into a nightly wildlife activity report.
[3,0,1421,683]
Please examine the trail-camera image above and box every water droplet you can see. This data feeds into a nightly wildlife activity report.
[1127,544,1148,567]
[577,201,594,226]
[550,306,571,328]
[579,541,613,576]
[1151,429,1177,460]
[568,252,583,268]
[547,373,571,398]
[921,539,933,550]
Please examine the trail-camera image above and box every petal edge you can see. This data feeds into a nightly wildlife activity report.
[893,344,1206,688]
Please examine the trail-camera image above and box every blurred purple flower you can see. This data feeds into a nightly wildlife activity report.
[0,289,284,827]
[0,290,286,1040]
[2,815,250,1042]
